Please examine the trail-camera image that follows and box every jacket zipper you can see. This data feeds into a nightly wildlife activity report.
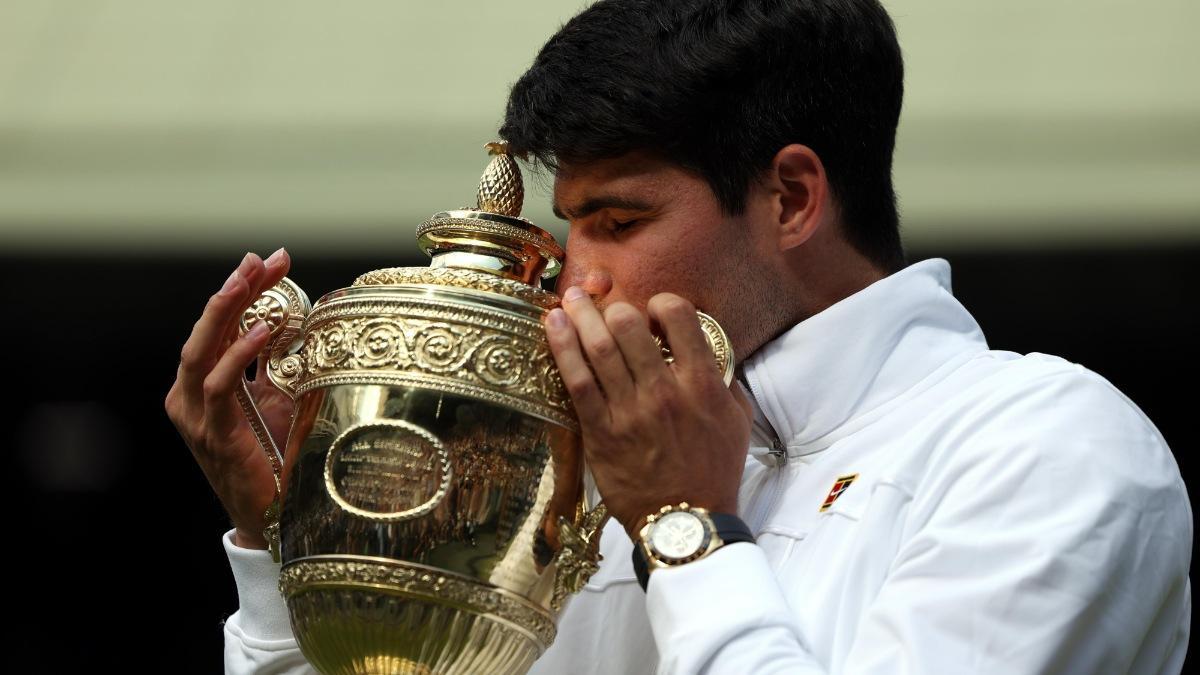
[741,365,789,467]
[767,430,787,466]
[740,366,790,532]
[748,434,788,533]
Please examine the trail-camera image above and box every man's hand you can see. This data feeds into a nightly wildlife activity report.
[545,287,753,539]
[165,248,294,550]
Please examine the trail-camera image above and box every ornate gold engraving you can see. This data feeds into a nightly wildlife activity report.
[247,277,312,398]
[243,291,288,333]
[654,311,735,386]
[292,295,574,430]
[279,558,557,648]
[550,503,609,611]
[415,215,564,262]
[478,142,524,217]
[352,267,559,309]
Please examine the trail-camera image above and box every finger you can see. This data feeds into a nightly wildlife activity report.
[730,380,753,422]
[178,252,261,385]
[560,286,635,403]
[203,321,273,438]
[603,302,669,385]
[254,247,291,299]
[218,247,290,377]
[544,308,610,424]
[255,351,270,382]
[236,251,269,303]
[240,247,292,372]
[238,248,291,378]
[647,293,716,381]
[232,247,290,330]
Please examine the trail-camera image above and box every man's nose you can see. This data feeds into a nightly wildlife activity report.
[557,248,613,301]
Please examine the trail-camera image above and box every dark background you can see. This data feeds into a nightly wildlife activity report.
[4,243,1195,672]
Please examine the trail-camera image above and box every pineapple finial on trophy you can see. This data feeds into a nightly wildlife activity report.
[412,141,564,286]
[477,141,524,217]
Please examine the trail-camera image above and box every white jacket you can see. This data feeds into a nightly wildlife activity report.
[223,259,1191,674]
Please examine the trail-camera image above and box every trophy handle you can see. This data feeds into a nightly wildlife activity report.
[240,277,311,399]
[550,501,610,611]
[655,310,735,387]
[234,277,312,561]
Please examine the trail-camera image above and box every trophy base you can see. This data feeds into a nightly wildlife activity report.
[281,556,555,675]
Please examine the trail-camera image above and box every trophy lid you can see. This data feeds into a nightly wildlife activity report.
[352,142,563,304]
[416,142,562,283]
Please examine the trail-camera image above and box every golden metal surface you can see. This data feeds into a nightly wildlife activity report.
[653,311,735,386]
[550,503,609,611]
[323,420,453,522]
[477,142,524,217]
[239,276,311,398]
[284,559,547,674]
[414,141,563,284]
[280,558,557,646]
[232,144,735,674]
[352,267,558,309]
[416,212,563,284]
[272,286,574,431]
[415,213,563,261]
[276,385,575,673]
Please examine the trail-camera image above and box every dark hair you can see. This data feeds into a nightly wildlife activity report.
[501,0,906,272]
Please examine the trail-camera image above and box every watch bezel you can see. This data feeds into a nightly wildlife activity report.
[638,503,722,567]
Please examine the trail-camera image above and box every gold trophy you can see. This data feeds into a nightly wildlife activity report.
[236,142,733,675]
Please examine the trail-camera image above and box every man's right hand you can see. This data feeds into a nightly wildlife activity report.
[165,248,295,550]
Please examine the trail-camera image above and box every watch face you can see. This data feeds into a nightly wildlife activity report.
[649,511,708,560]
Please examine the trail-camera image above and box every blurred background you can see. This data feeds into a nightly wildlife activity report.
[2,0,1195,671]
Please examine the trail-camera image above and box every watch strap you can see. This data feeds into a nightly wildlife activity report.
[632,512,754,592]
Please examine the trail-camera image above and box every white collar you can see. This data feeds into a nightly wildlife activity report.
[741,259,988,464]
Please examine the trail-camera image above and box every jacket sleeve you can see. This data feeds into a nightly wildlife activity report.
[222,528,316,674]
[645,371,1192,674]
[646,542,824,673]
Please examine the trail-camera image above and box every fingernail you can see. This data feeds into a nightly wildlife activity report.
[563,286,586,302]
[220,270,241,295]
[265,247,286,267]
[237,251,256,275]
[546,308,567,330]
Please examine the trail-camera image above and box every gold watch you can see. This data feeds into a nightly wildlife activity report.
[632,503,755,590]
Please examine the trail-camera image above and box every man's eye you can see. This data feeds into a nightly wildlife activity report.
[610,219,639,233]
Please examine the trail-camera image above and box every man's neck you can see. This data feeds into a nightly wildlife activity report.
[739,240,892,363]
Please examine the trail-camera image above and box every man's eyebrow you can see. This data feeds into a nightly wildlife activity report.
[551,195,655,221]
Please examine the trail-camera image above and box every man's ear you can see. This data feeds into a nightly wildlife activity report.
[769,144,829,251]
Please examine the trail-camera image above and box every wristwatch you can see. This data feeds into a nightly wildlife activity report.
[631,503,755,591]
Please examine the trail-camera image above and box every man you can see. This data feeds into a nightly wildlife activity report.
[166,1,1191,673]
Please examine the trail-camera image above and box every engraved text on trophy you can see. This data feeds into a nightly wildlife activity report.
[324,421,452,521]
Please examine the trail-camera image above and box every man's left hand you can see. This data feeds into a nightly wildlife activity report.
[545,287,753,539]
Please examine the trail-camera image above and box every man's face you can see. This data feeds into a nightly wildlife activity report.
[551,152,776,358]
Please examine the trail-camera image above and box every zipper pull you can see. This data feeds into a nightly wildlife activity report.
[769,437,788,467]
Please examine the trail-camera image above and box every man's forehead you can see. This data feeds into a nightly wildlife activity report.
[551,192,658,221]
[552,154,678,219]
